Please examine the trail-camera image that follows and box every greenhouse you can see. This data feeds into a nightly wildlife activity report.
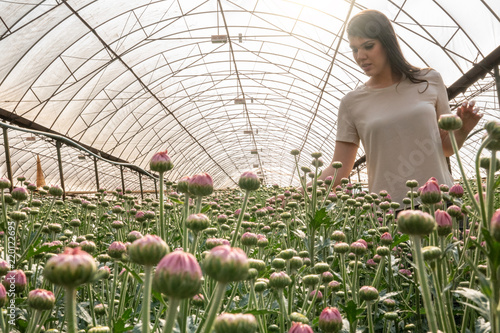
[0,0,499,332]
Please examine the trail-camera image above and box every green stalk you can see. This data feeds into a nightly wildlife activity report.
[195,195,202,214]
[277,289,288,333]
[411,235,439,333]
[159,172,166,242]
[430,265,452,333]
[202,282,227,333]
[65,287,78,333]
[371,256,386,289]
[88,284,97,327]
[163,298,181,333]
[108,262,119,328]
[486,149,497,225]
[142,266,153,333]
[0,305,7,333]
[231,190,250,247]
[367,302,375,333]
[182,192,190,251]
[306,275,323,317]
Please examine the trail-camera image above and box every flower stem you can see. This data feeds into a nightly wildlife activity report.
[231,190,250,247]
[410,235,439,333]
[159,172,166,242]
[163,298,181,333]
[202,282,227,333]
[65,287,78,333]
[367,302,375,333]
[142,265,153,333]
[182,192,190,251]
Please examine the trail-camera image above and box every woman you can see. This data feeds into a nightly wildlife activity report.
[321,9,482,204]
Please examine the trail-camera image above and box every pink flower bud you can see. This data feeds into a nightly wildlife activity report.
[380,232,393,245]
[238,171,261,192]
[308,289,323,302]
[177,176,191,194]
[2,270,27,293]
[150,150,173,173]
[419,178,442,204]
[28,289,56,310]
[491,209,500,242]
[127,230,144,243]
[153,251,202,299]
[204,246,249,283]
[269,271,292,289]
[359,285,379,302]
[188,173,213,197]
[186,213,211,233]
[11,187,28,201]
[241,232,258,246]
[108,241,127,259]
[48,185,63,197]
[0,178,11,189]
[447,205,462,218]
[128,235,169,266]
[350,241,367,256]
[43,247,97,288]
[289,322,314,333]
[449,184,464,198]
[0,260,9,276]
[319,307,343,333]
[0,284,6,307]
[435,209,452,236]
[214,313,258,333]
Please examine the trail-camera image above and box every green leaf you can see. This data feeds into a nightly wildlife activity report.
[168,196,184,205]
[453,287,490,319]
[309,207,331,229]
[201,204,211,214]
[392,234,409,248]
[24,244,59,262]
[122,264,166,306]
[338,300,364,324]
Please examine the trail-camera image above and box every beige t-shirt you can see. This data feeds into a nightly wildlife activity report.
[336,69,454,204]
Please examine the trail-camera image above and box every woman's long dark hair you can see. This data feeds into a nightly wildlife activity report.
[347,9,428,86]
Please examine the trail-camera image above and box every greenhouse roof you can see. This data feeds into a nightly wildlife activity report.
[0,0,499,193]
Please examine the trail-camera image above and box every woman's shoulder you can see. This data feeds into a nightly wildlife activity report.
[414,68,443,81]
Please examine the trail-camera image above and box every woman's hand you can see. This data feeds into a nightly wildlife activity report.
[456,100,483,133]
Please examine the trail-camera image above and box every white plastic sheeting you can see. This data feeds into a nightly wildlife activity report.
[0,0,499,192]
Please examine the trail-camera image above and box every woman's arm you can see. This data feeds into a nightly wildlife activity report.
[319,141,359,187]
[440,100,482,157]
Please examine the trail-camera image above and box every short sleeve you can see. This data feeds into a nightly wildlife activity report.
[433,70,452,117]
[335,97,360,146]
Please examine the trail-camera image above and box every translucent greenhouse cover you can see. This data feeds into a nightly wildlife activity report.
[0,0,499,193]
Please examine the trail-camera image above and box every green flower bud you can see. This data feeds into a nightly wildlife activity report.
[203,246,249,283]
[359,285,379,302]
[27,289,55,311]
[384,312,399,320]
[438,114,462,131]
[302,274,320,287]
[397,210,436,236]
[43,247,97,288]
[153,251,202,299]
[214,313,258,333]
[128,235,169,266]
[186,213,211,233]
[314,262,330,274]
[269,271,291,289]
[422,246,442,262]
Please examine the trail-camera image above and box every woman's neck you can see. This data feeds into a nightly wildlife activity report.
[366,70,402,89]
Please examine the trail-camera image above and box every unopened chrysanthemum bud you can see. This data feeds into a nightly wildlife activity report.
[186,213,211,233]
[271,258,286,270]
[248,259,266,272]
[203,245,249,283]
[438,114,463,131]
[279,249,295,260]
[43,247,97,288]
[150,150,173,173]
[397,210,436,236]
[331,231,346,242]
[333,242,350,254]
[10,211,27,222]
[191,293,205,307]
[0,284,7,307]
[239,171,261,192]
[153,251,202,299]
[435,209,452,236]
[214,313,258,333]
[350,242,367,256]
[383,298,396,309]
[385,312,398,320]
[79,241,97,254]
[2,270,27,294]
[314,262,330,274]
[290,312,309,324]
[290,149,300,156]
[11,187,28,201]
[329,280,341,292]
[490,209,500,242]
[319,307,343,333]
[107,241,127,260]
[0,260,9,276]
[48,185,63,197]
[128,234,169,266]
[27,289,56,310]
[126,230,143,243]
[332,161,343,169]
[290,256,304,271]
[376,246,390,257]
[269,271,291,289]
[88,326,111,333]
[188,173,213,197]
[309,289,323,302]
[449,184,464,198]
[303,274,320,287]
[0,178,11,189]
[359,285,379,302]
[288,322,314,333]
[241,232,258,246]
[419,178,442,205]
[446,205,462,218]
[422,246,442,262]
[380,232,393,246]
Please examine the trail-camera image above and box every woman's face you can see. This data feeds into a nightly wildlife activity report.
[348,35,391,78]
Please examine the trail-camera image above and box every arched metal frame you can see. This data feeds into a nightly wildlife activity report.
[0,0,499,193]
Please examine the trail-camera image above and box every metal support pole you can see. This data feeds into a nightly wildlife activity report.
[494,65,500,107]
[154,178,158,199]
[2,127,14,192]
[55,141,66,200]
[93,156,100,191]
[120,165,125,193]
[139,172,144,200]
[357,166,361,183]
